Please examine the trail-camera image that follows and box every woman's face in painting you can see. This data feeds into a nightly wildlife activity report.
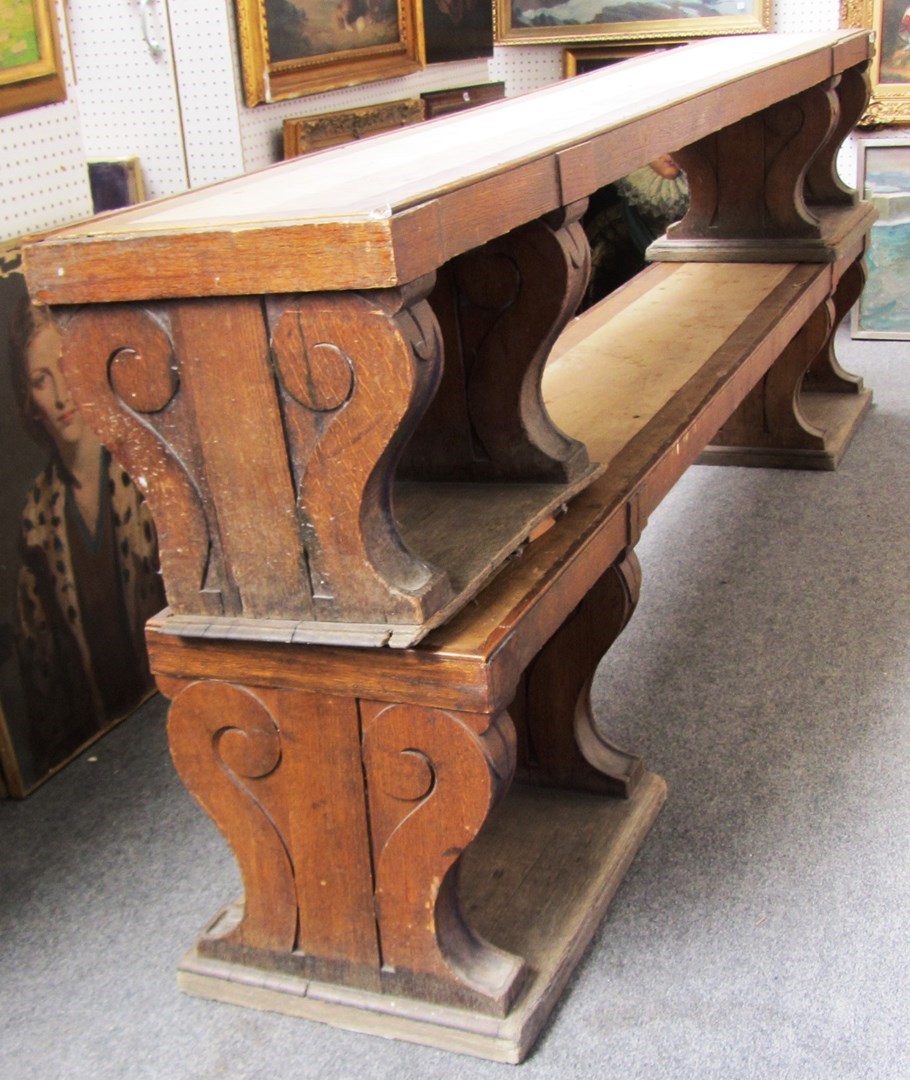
[26,323,86,450]
[649,155,681,180]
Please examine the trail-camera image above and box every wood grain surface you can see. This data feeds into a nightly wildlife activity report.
[23,32,872,302]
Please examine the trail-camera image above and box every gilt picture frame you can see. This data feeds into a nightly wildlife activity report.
[841,0,910,124]
[495,0,770,48]
[282,97,424,158]
[852,138,910,338]
[234,0,422,106]
[0,0,66,117]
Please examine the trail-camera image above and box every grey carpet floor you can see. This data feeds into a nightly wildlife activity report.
[1,331,908,1079]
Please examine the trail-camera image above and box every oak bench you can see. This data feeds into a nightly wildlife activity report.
[22,28,875,1063]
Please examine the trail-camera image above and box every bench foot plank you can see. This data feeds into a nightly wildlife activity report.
[513,551,645,798]
[700,251,871,471]
[176,776,666,1064]
[698,388,872,470]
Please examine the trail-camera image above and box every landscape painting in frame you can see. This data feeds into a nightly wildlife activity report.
[841,1,910,124]
[234,0,422,105]
[496,0,770,46]
[853,139,910,338]
[0,0,65,116]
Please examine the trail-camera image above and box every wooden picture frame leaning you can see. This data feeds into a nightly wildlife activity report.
[562,41,685,77]
[282,97,424,158]
[841,0,910,124]
[496,0,770,47]
[0,0,66,118]
[852,138,910,338]
[233,0,422,106]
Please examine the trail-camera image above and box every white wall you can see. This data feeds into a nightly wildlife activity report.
[0,2,91,246]
[0,0,847,247]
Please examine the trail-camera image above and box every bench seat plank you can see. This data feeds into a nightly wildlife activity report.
[24,31,871,303]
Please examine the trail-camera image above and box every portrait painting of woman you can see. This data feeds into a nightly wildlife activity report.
[3,299,165,788]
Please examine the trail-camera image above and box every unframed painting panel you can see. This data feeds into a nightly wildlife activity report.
[0,272,165,795]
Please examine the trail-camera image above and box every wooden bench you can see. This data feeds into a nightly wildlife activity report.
[23,29,875,1063]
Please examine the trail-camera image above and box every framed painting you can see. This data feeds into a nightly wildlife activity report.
[87,158,145,214]
[0,267,165,796]
[0,0,66,117]
[234,0,422,105]
[420,0,493,63]
[852,139,910,338]
[841,1,910,124]
[562,40,684,77]
[496,0,770,47]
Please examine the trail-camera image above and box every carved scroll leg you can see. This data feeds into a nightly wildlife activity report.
[512,550,645,799]
[402,201,593,483]
[168,680,297,954]
[166,675,382,990]
[805,64,870,209]
[361,701,527,1016]
[804,256,867,394]
[266,277,453,628]
[702,300,847,469]
[653,81,839,262]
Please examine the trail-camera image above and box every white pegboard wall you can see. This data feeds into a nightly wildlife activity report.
[488,46,562,96]
[67,0,188,199]
[772,0,839,34]
[0,1,91,245]
[166,0,246,187]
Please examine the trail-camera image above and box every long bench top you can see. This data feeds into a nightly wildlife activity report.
[24,30,870,304]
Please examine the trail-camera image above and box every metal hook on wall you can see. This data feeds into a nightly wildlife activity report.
[139,0,164,58]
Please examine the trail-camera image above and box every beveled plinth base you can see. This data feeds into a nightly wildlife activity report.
[698,389,873,471]
[177,774,666,1064]
[647,204,877,265]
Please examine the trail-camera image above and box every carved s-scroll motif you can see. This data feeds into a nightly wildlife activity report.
[168,680,296,951]
[762,83,837,238]
[669,81,840,243]
[361,701,526,1015]
[805,257,866,394]
[404,203,592,483]
[267,278,452,625]
[59,306,227,614]
[806,68,870,207]
[713,299,833,452]
[514,551,644,798]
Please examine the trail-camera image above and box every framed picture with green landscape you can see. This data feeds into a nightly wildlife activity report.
[496,0,770,47]
[853,139,910,338]
[0,0,66,117]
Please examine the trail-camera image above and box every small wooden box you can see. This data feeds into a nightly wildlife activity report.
[420,82,505,118]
